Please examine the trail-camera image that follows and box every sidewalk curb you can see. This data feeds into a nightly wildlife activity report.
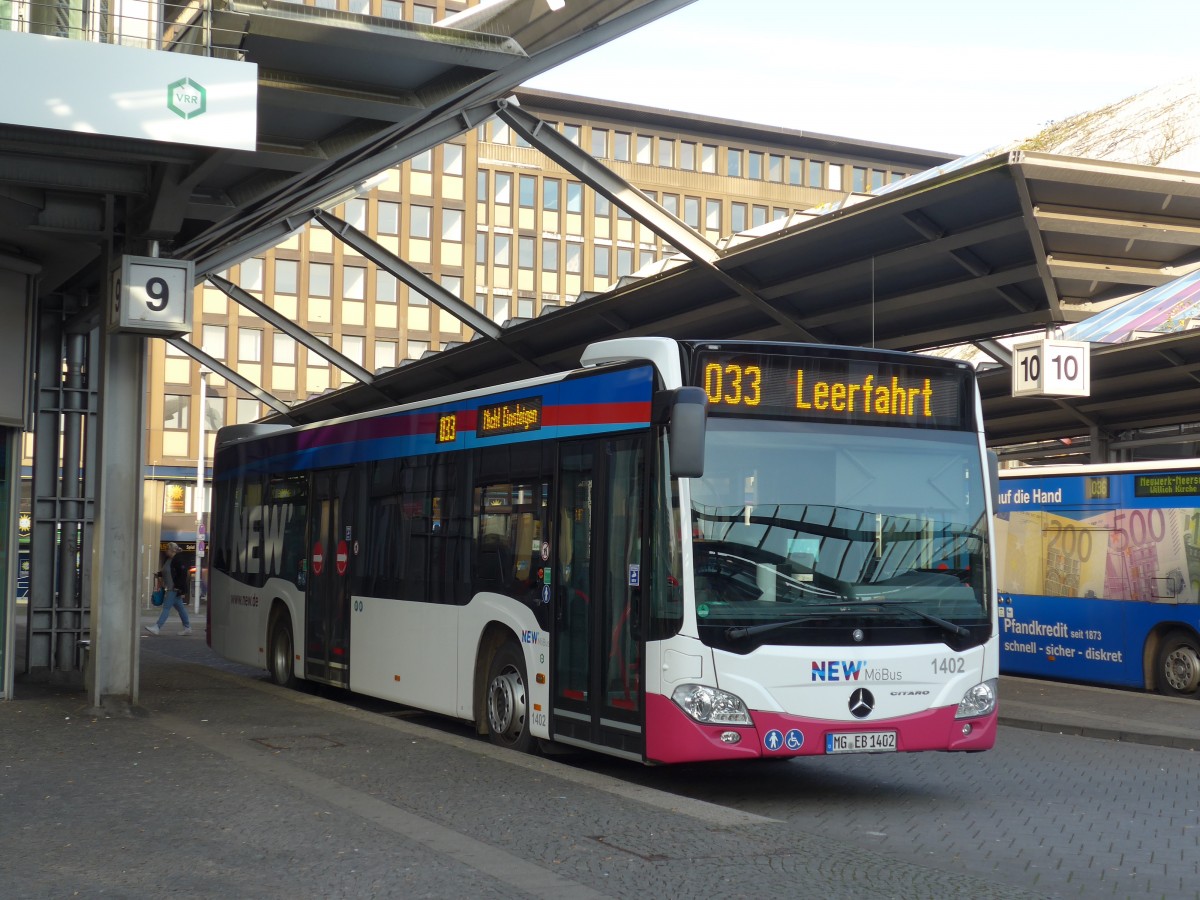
[999,716,1200,752]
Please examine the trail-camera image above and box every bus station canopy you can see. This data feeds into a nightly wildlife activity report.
[272,151,1200,433]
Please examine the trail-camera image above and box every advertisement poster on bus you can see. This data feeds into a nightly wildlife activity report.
[995,469,1200,688]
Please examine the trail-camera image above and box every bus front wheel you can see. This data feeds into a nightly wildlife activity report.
[1156,630,1200,697]
[485,642,533,752]
[268,615,298,690]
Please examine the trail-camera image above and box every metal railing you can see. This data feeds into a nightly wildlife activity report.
[0,0,247,59]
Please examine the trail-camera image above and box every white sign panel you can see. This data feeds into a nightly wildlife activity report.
[0,31,257,151]
[1011,338,1091,398]
[110,256,194,335]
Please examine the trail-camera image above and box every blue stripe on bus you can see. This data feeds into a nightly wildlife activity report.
[217,366,655,480]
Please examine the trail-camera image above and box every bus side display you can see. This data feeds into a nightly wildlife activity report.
[695,351,969,429]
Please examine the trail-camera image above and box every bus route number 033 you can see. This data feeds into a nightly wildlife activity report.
[705,362,762,407]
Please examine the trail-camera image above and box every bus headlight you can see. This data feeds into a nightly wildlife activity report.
[954,679,997,719]
[671,684,751,725]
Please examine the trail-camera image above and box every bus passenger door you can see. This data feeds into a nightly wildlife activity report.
[306,468,356,688]
[552,437,647,760]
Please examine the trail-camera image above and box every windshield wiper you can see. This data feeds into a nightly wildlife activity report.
[725,605,854,640]
[874,601,970,638]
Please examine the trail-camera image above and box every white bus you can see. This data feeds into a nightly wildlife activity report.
[208,337,999,763]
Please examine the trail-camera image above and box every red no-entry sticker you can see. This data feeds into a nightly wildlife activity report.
[312,541,324,576]
[336,540,349,576]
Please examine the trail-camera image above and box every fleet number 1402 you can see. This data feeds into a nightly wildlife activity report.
[932,657,965,674]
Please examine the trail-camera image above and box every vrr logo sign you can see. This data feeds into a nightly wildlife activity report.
[167,77,207,120]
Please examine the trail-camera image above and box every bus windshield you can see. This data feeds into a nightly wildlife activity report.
[690,419,990,650]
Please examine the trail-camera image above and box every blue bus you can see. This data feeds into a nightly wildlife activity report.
[996,461,1200,697]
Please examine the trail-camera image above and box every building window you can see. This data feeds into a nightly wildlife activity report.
[443,208,463,242]
[381,0,402,19]
[658,138,674,168]
[273,333,296,365]
[494,234,511,267]
[852,167,867,192]
[412,3,435,24]
[617,247,633,277]
[235,399,261,425]
[768,154,783,182]
[201,324,226,360]
[636,135,652,164]
[595,194,611,217]
[476,232,488,265]
[477,170,489,201]
[238,328,262,362]
[164,394,189,430]
[543,179,560,212]
[443,143,464,175]
[491,120,510,145]
[871,169,886,191]
[593,246,610,278]
[410,205,431,238]
[518,235,535,270]
[407,340,429,360]
[374,340,397,371]
[345,197,367,230]
[829,164,844,192]
[807,160,824,189]
[566,182,583,213]
[683,196,700,229]
[614,132,631,161]
[700,144,716,173]
[411,149,432,172]
[204,395,226,432]
[752,205,768,228]
[493,295,510,324]
[731,202,747,233]
[275,259,298,294]
[566,242,582,274]
[727,148,742,177]
[519,174,536,208]
[309,262,331,297]
[342,335,364,367]
[662,194,679,217]
[240,257,263,292]
[376,270,397,302]
[562,123,581,146]
[495,172,512,205]
[378,201,400,235]
[590,128,608,158]
[706,198,721,231]
[679,142,696,171]
[344,266,366,300]
[542,239,559,272]
[748,151,763,180]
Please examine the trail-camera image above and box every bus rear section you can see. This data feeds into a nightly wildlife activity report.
[996,462,1200,698]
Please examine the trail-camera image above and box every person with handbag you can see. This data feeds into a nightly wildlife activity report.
[146,542,192,636]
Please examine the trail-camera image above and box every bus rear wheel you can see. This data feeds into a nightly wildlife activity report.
[1156,630,1200,697]
[268,615,298,689]
[485,642,533,753]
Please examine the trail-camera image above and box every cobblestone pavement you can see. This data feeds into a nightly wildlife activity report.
[3,627,1195,899]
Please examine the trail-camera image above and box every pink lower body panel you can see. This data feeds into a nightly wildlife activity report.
[644,692,997,764]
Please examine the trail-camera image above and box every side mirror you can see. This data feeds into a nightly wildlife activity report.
[668,387,707,478]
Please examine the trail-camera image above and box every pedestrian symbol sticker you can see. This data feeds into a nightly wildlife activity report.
[764,729,784,751]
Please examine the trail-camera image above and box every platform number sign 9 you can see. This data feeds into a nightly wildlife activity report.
[1011,338,1090,398]
[109,256,194,335]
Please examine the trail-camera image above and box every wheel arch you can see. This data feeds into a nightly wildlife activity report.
[1143,621,1200,692]
[473,621,520,736]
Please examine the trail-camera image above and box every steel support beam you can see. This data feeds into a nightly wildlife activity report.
[163,334,294,419]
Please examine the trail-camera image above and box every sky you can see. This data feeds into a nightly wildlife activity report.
[525,0,1196,156]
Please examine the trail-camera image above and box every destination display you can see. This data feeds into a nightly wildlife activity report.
[477,396,543,438]
[694,351,968,429]
[436,412,457,444]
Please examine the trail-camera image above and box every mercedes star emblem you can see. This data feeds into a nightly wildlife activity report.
[849,688,875,718]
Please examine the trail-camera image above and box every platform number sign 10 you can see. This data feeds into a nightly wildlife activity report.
[1011,338,1091,398]
[109,256,195,335]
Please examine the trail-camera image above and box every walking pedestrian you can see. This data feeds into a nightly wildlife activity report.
[146,542,192,636]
